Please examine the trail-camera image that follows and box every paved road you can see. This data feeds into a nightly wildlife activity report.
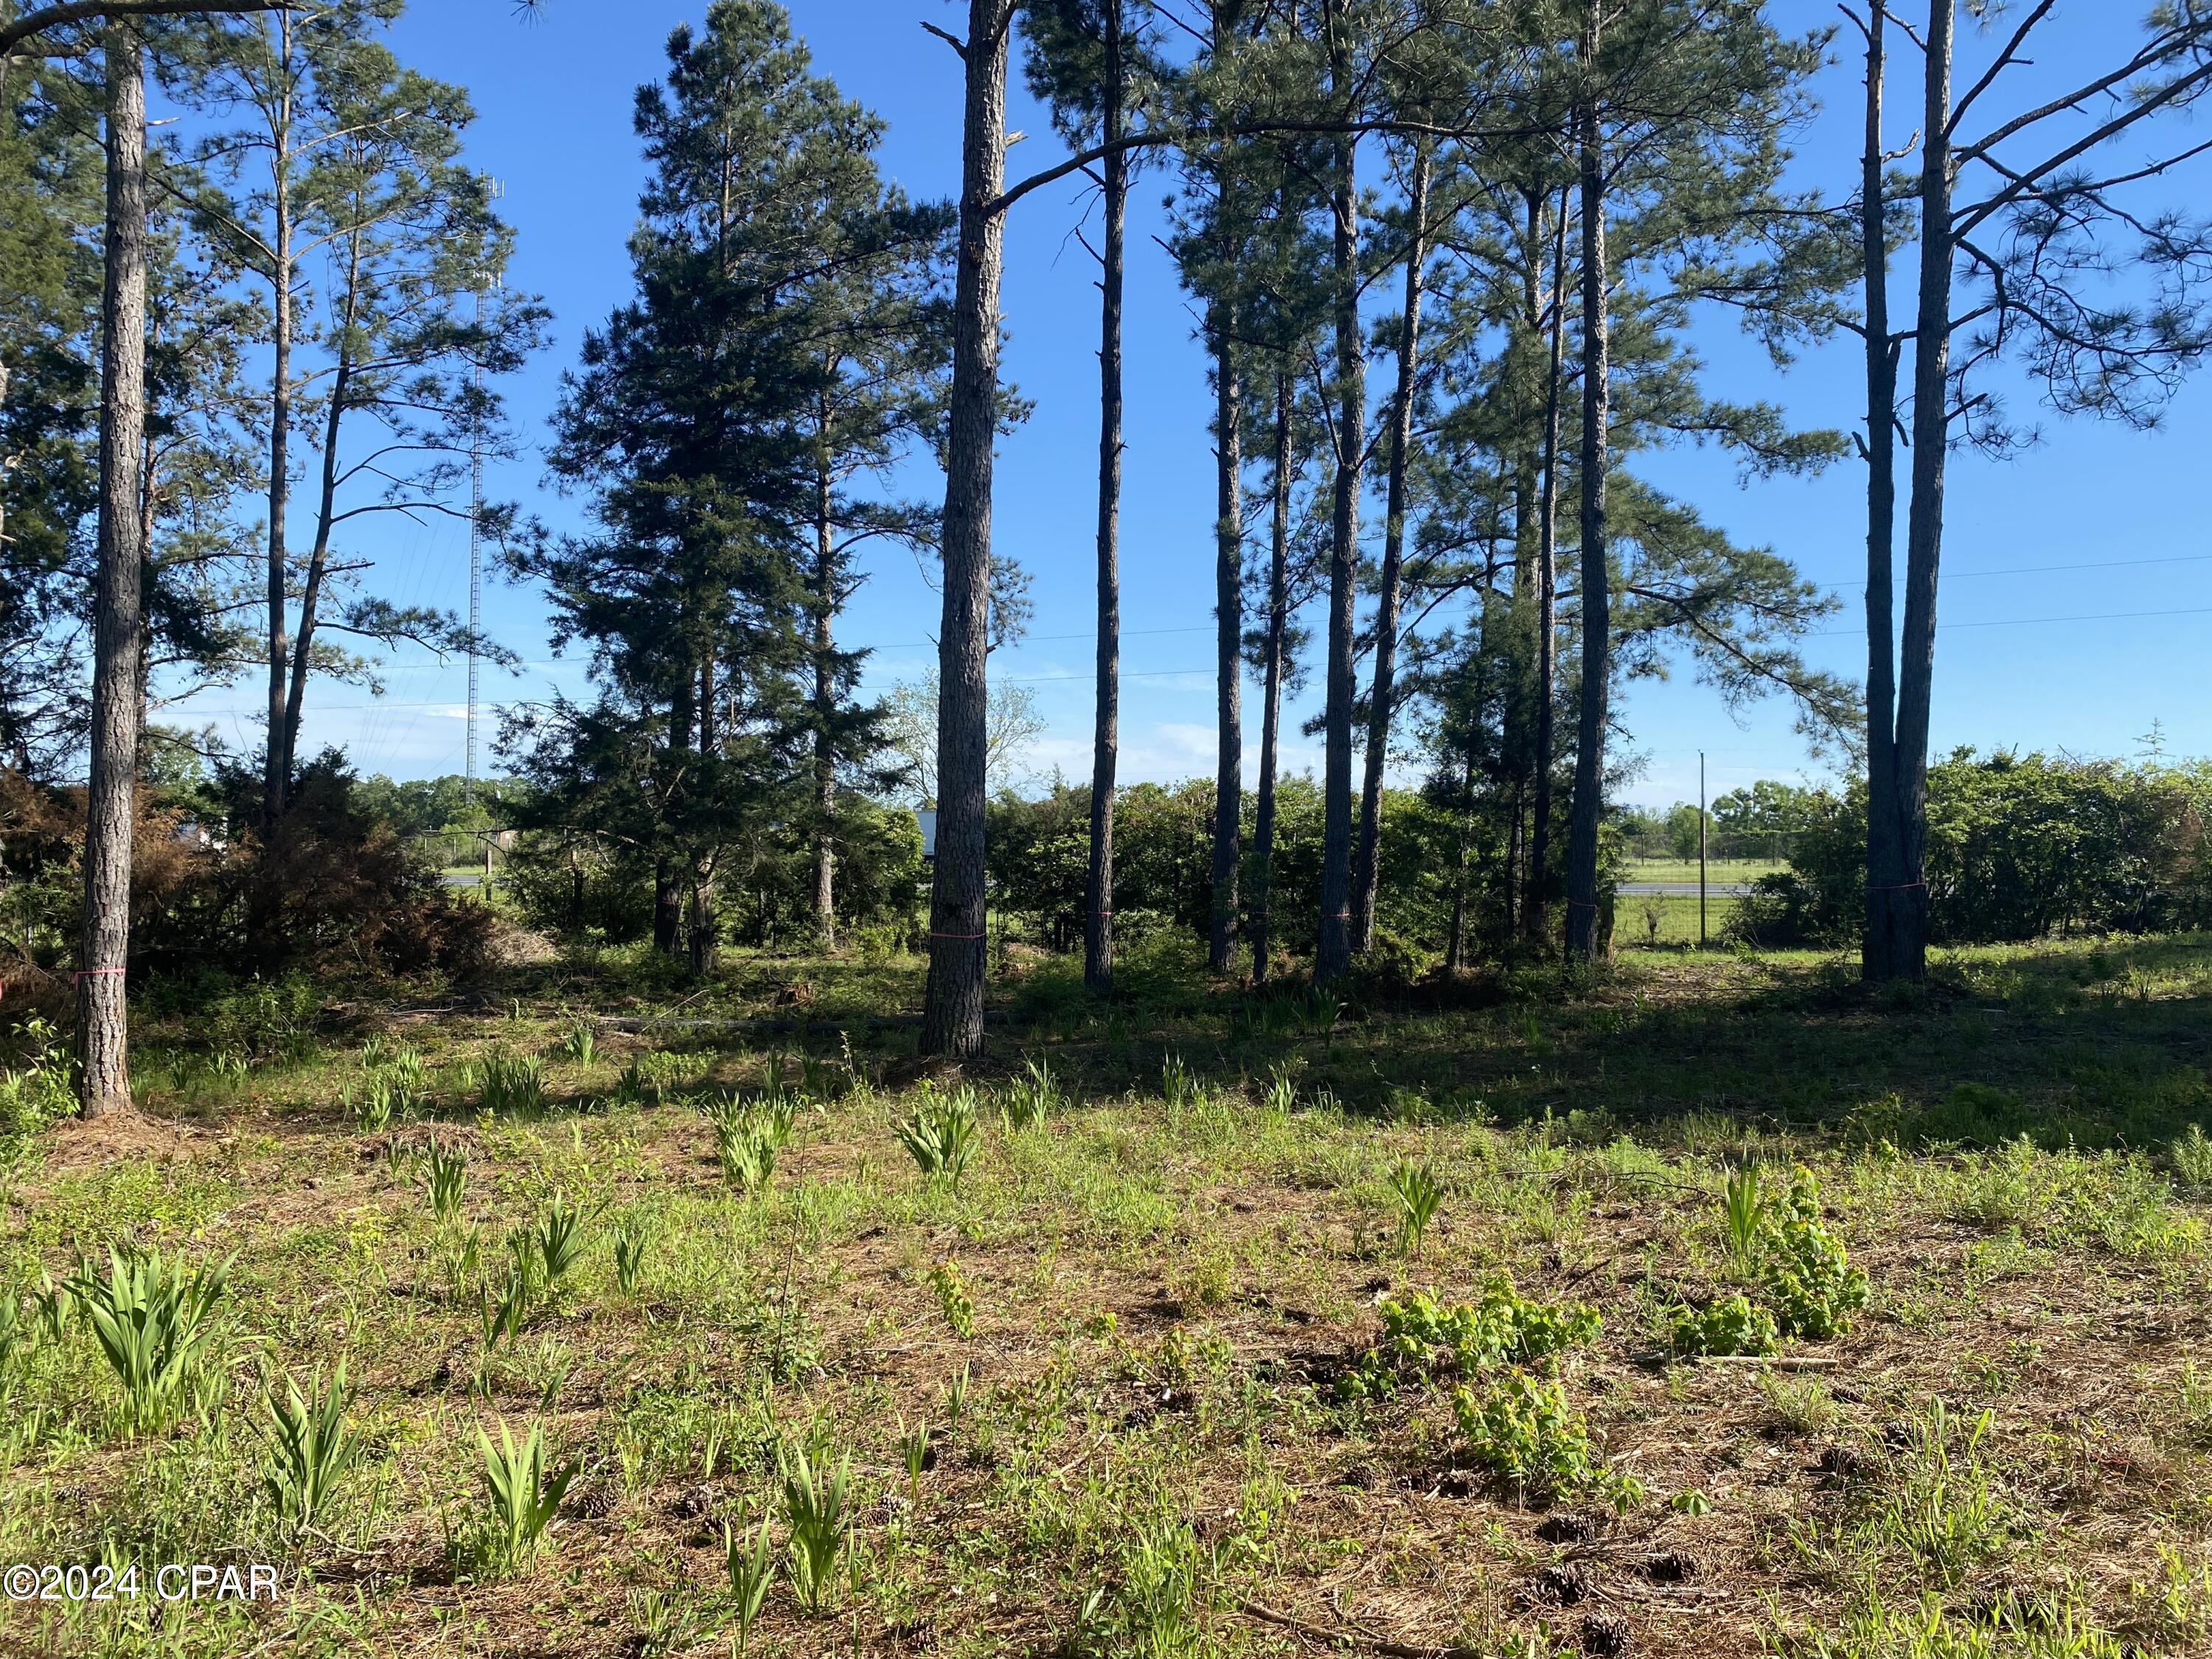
[1620,880,1756,897]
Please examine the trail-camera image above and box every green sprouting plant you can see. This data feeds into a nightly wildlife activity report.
[900,1417,931,1492]
[1002,1055,1058,1131]
[945,1363,970,1430]
[754,1088,798,1150]
[1344,1281,1601,1400]
[476,1052,548,1117]
[1261,1062,1298,1120]
[207,1049,251,1091]
[928,1259,976,1339]
[529,1193,591,1289]
[893,1085,979,1189]
[613,1214,654,1297]
[341,1079,395,1133]
[1757,1168,1870,1338]
[1161,1052,1197,1109]
[1722,1165,1764,1276]
[480,1268,532,1353]
[627,1585,698,1659]
[262,1362,364,1542]
[715,1121,778,1196]
[1669,1293,1780,1357]
[425,1143,468,1225]
[557,1020,599,1067]
[67,1248,232,1434]
[780,1442,851,1613]
[477,1418,574,1574]
[1452,1373,1642,1511]
[2171,1124,2212,1193]
[1387,1159,1444,1256]
[723,1520,776,1654]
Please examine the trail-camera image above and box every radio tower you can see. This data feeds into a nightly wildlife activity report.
[466,177,503,807]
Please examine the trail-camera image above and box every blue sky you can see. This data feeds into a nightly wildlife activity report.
[188,0,2212,810]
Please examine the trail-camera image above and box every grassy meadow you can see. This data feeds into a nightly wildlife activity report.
[4,934,2212,1658]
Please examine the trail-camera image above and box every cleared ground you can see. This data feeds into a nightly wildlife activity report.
[4,935,2210,1658]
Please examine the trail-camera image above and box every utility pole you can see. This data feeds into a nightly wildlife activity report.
[1698,750,1708,948]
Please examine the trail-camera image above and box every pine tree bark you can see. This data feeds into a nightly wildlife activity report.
[813,448,839,947]
[261,17,293,831]
[1351,145,1430,953]
[921,0,1011,1058]
[1871,0,1952,983]
[1525,187,1569,947]
[1206,299,1242,975]
[77,21,149,1119]
[1564,15,1612,967]
[1249,368,1293,988]
[1315,0,1363,987]
[1083,0,1125,995]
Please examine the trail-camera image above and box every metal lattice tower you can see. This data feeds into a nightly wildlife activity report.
[467,285,484,805]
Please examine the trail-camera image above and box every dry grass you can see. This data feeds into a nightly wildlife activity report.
[2,937,2210,1658]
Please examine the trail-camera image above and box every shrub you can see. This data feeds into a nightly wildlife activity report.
[0,1017,73,1158]
[1670,1293,1780,1357]
[1756,1169,1870,1339]
[1451,1374,1642,1510]
[1341,1281,1601,1399]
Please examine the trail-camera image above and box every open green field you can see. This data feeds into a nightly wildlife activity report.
[1618,859,1787,886]
[5,936,2212,1658]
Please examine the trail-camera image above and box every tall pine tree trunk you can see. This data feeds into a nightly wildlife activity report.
[1207,301,1242,975]
[1565,16,1612,967]
[1315,0,1363,986]
[813,452,839,947]
[77,23,149,1120]
[1351,144,1430,953]
[1858,5,1903,982]
[1871,0,1952,983]
[261,24,293,832]
[1084,0,1125,995]
[922,0,1011,1058]
[1250,369,1293,989]
[1525,187,1569,946]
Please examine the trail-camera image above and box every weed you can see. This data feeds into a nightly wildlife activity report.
[1760,1371,1840,1436]
[1161,1053,1197,1109]
[900,1417,931,1491]
[1758,1167,1871,1339]
[1387,1158,1445,1255]
[1723,1165,1764,1276]
[780,1441,851,1613]
[1003,1055,1059,1130]
[723,1520,776,1654]
[893,1085,979,1189]
[67,1248,232,1435]
[928,1259,976,1338]
[1343,1281,1601,1399]
[627,1585,698,1658]
[475,1419,574,1576]
[613,1212,654,1297]
[2169,1123,2212,1192]
[527,1192,591,1289]
[1452,1372,1641,1511]
[476,1052,548,1117]
[557,1020,599,1067]
[425,1143,468,1225]
[1671,1293,1780,1357]
[262,1362,364,1543]
[946,1363,970,1430]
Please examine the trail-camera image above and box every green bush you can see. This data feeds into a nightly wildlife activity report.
[1450,1373,1642,1509]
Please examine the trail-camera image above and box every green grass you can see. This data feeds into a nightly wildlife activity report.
[1,933,2209,1657]
[1621,856,1786,885]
